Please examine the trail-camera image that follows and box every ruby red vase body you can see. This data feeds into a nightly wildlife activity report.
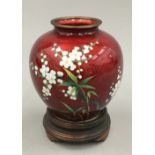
[29,17,123,121]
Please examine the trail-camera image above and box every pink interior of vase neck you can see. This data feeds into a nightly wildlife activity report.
[51,17,102,29]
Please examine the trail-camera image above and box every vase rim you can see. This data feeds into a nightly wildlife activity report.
[51,16,102,29]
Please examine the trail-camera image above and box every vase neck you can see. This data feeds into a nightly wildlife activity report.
[54,27,99,36]
[51,16,102,36]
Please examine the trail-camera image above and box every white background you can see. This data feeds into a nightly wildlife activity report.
[22,0,131,155]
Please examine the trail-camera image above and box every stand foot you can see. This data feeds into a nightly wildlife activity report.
[43,108,111,143]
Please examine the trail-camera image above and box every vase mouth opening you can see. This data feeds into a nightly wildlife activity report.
[51,16,102,29]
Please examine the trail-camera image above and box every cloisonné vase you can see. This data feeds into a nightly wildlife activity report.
[29,17,123,143]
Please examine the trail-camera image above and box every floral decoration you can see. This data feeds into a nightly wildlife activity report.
[30,41,122,116]
[31,53,64,98]
[105,66,122,103]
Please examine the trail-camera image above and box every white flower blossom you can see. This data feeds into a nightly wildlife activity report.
[62,51,68,56]
[56,47,61,52]
[78,62,82,66]
[66,86,77,100]
[43,55,47,58]
[47,84,52,89]
[67,86,75,95]
[90,46,93,50]
[81,55,86,61]
[69,48,82,61]
[41,58,44,63]
[34,65,38,70]
[62,89,65,93]
[76,70,80,73]
[80,69,83,72]
[53,43,57,46]
[105,99,109,103]
[96,41,99,44]
[108,67,122,98]
[42,86,51,96]
[60,56,75,70]
[78,75,82,79]
[54,53,58,57]
[51,47,56,51]
[90,42,94,46]
[57,79,63,84]
[89,54,93,58]
[70,64,76,71]
[40,65,49,77]
[117,75,121,80]
[83,45,90,54]
[60,56,70,68]
[46,70,56,84]
[40,53,43,56]
[43,79,47,84]
[70,96,77,100]
[64,93,68,97]
[74,47,80,50]
[44,61,48,65]
[57,71,64,77]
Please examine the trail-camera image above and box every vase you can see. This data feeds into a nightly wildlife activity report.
[29,16,123,143]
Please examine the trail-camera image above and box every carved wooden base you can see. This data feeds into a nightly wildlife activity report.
[43,108,111,143]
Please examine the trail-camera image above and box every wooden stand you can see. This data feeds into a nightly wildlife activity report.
[43,108,111,143]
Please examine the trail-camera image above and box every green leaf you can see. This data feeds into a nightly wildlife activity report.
[61,102,75,113]
[80,76,95,84]
[82,109,87,114]
[90,99,101,110]
[78,90,85,101]
[75,88,79,97]
[80,84,96,90]
[60,81,75,87]
[86,96,89,104]
[64,68,78,83]
[87,90,98,98]
[75,106,85,112]
[77,86,88,103]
